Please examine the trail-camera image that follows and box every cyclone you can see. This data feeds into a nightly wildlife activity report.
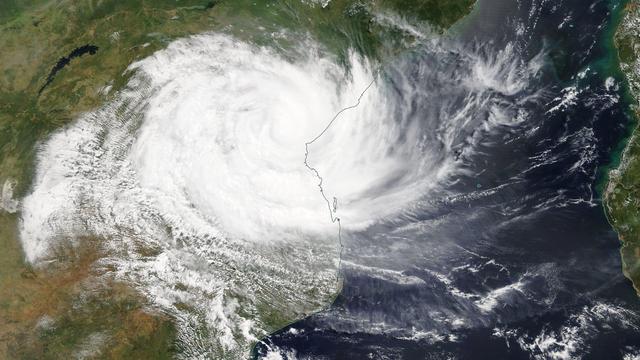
[19,31,540,357]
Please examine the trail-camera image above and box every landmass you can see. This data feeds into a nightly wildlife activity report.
[606,0,640,295]
[0,1,474,358]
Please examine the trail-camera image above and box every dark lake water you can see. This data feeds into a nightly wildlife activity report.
[39,44,99,94]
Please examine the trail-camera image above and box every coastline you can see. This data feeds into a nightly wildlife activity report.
[604,0,640,295]
[0,1,478,358]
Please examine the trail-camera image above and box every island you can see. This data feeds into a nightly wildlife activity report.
[606,0,640,295]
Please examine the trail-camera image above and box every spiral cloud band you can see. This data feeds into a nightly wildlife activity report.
[19,32,539,356]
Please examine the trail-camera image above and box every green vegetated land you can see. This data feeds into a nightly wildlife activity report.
[0,0,474,358]
[606,0,640,295]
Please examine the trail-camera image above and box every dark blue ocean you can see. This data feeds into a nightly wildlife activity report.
[255,0,640,358]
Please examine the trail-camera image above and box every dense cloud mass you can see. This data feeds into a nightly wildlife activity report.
[20,31,546,357]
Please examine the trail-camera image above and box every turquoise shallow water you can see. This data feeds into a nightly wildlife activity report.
[254,0,640,358]
[5,1,640,358]
[593,0,637,195]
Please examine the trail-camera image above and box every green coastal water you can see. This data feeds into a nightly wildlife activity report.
[604,0,640,295]
[594,0,635,195]
[5,0,640,358]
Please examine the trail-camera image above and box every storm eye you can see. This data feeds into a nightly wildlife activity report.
[18,22,543,359]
